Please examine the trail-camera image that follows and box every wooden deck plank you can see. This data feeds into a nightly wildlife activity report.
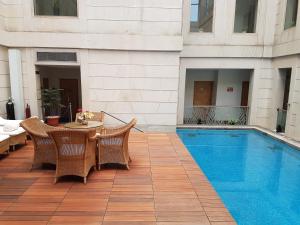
[0,132,237,225]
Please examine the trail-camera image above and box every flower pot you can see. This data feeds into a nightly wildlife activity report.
[46,116,60,126]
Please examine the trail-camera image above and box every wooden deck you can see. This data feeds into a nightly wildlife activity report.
[0,132,236,225]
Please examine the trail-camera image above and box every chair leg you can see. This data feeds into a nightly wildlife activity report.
[54,177,57,184]
[83,177,87,184]
[126,164,130,170]
[30,163,39,171]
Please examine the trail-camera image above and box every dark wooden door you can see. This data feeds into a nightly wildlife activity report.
[283,71,291,110]
[193,81,214,106]
[60,79,79,121]
[241,81,249,106]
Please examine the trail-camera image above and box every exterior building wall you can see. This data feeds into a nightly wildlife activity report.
[18,48,180,130]
[0,0,183,130]
[85,50,179,129]
[0,45,10,118]
[0,0,182,52]
[0,2,9,118]
[182,0,277,58]
[0,0,299,138]
[273,56,300,141]
[273,0,300,57]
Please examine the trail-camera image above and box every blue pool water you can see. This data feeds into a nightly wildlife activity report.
[177,129,300,225]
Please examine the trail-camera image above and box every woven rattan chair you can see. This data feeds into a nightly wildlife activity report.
[47,129,98,184]
[97,118,137,170]
[20,117,59,168]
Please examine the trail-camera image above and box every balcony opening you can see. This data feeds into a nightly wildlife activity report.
[184,69,252,125]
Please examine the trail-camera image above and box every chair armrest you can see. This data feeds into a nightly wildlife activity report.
[89,133,100,141]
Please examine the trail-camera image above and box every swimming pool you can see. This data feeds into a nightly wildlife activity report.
[177,129,300,225]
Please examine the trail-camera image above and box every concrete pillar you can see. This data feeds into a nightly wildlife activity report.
[177,64,186,125]
[8,49,25,120]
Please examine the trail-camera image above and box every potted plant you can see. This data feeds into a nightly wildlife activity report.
[41,88,65,126]
[229,120,237,125]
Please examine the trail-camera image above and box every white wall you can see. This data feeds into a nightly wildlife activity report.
[273,0,300,57]
[273,56,300,141]
[0,45,10,118]
[85,50,180,130]
[0,1,5,30]
[181,0,277,58]
[0,0,183,52]
[216,69,250,106]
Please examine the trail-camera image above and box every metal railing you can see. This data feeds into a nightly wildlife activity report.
[184,106,249,125]
[101,111,144,133]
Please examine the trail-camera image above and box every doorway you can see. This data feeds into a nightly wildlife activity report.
[193,81,214,106]
[241,81,249,106]
[60,79,79,121]
[276,68,292,133]
[37,65,82,122]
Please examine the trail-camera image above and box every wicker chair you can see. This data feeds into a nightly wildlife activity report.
[20,117,59,168]
[97,119,137,170]
[47,129,98,184]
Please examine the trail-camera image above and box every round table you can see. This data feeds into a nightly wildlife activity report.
[64,121,103,129]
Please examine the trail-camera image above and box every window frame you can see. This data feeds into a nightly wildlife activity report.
[33,0,79,17]
[190,0,215,33]
[233,0,259,33]
[284,0,299,30]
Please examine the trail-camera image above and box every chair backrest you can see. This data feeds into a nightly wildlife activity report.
[20,117,49,137]
[47,129,93,158]
[121,118,137,133]
[75,112,104,122]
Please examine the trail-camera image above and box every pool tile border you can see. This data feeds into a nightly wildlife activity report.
[177,125,300,150]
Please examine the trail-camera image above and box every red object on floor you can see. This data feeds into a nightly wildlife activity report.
[25,104,31,118]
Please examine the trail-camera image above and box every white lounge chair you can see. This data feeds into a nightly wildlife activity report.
[0,135,10,154]
[0,117,27,150]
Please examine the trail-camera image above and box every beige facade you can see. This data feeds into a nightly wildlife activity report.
[0,0,299,139]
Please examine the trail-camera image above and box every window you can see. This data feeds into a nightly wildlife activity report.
[34,0,77,16]
[284,0,298,29]
[37,52,77,62]
[190,0,214,32]
[234,0,258,33]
